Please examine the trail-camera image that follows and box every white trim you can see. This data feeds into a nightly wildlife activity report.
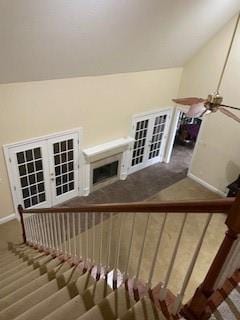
[3,128,82,149]
[83,137,134,162]
[187,172,227,197]
[164,107,181,163]
[131,107,174,121]
[0,213,16,225]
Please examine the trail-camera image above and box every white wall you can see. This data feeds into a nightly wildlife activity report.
[0,68,182,218]
[179,14,240,194]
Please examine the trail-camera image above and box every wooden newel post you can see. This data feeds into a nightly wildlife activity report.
[181,194,240,320]
[18,204,26,244]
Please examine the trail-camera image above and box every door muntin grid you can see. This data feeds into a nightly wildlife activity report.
[148,115,167,160]
[53,139,75,197]
[131,119,149,167]
[16,147,46,208]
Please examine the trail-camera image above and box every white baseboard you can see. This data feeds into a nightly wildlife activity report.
[187,172,227,197]
[0,213,16,225]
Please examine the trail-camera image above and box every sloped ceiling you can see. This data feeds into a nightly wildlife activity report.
[0,0,239,83]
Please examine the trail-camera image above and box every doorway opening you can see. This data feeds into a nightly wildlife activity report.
[167,109,202,170]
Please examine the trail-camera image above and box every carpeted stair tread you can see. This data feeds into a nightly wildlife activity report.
[76,286,135,320]
[0,260,30,280]
[14,271,95,320]
[0,265,83,320]
[0,255,58,298]
[42,278,112,320]
[0,264,41,289]
[0,269,72,320]
[0,261,72,312]
[119,296,165,320]
[0,255,25,269]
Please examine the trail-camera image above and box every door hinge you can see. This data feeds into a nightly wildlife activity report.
[77,164,80,169]
[14,186,16,191]
[9,158,12,163]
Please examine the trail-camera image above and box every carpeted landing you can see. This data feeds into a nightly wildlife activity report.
[0,244,164,320]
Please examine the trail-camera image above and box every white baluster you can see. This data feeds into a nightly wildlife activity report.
[67,213,71,256]
[49,214,55,252]
[36,215,43,248]
[24,217,30,243]
[159,213,187,300]
[113,214,123,288]
[57,213,63,254]
[29,215,35,245]
[124,212,136,280]
[62,213,67,257]
[43,213,50,251]
[172,213,213,315]
[46,213,52,251]
[78,212,82,260]
[107,213,113,271]
[135,213,150,285]
[72,212,77,260]
[99,212,104,267]
[148,212,168,289]
[85,212,89,263]
[39,215,46,250]
[53,214,59,253]
[92,212,96,264]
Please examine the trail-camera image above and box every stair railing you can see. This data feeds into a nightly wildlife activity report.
[18,196,240,319]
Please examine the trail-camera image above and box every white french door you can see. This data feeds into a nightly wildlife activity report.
[6,131,80,210]
[48,133,79,205]
[129,110,171,173]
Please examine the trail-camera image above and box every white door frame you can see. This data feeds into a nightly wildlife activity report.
[164,106,187,163]
[3,128,83,217]
[129,107,173,174]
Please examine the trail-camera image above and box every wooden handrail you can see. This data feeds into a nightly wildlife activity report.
[21,198,235,214]
[182,193,240,319]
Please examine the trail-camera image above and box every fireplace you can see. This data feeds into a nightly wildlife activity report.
[93,160,119,185]
[82,137,134,195]
[90,154,121,191]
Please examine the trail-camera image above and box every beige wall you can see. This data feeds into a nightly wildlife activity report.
[179,15,240,194]
[0,68,182,218]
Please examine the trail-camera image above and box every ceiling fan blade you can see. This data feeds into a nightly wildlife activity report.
[219,107,240,123]
[172,97,206,106]
[220,104,240,111]
[186,103,206,117]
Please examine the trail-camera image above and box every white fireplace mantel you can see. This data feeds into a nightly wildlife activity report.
[82,137,134,196]
[83,137,134,163]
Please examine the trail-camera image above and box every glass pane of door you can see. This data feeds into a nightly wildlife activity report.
[131,119,149,167]
[148,114,167,160]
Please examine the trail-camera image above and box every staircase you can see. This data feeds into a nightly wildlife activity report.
[0,196,240,320]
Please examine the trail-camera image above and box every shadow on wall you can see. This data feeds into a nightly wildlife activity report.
[225,160,240,185]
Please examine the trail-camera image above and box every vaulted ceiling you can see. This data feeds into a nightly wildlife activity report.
[0,0,239,84]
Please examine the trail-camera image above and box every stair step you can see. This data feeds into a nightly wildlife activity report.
[119,296,165,320]
[0,255,57,297]
[42,278,112,320]
[14,271,96,320]
[0,260,30,280]
[76,286,135,320]
[0,261,72,312]
[0,265,78,320]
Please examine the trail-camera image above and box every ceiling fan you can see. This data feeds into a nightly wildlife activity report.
[173,12,240,123]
